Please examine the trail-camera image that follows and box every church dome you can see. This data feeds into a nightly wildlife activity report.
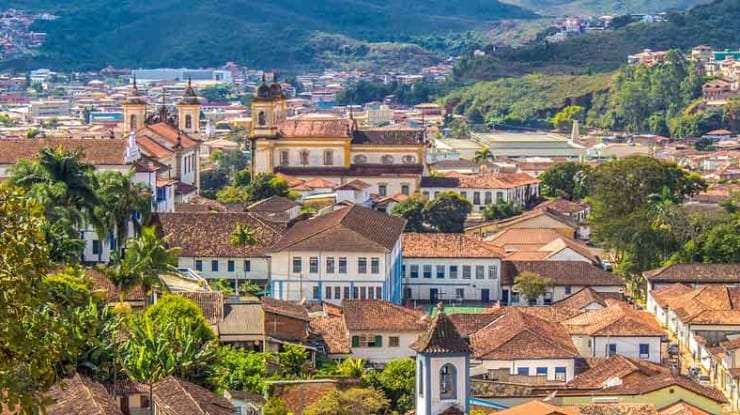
[269,82,284,99]
[178,77,201,105]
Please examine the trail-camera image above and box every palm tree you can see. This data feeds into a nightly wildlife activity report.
[231,223,257,247]
[117,226,181,305]
[96,169,153,253]
[473,146,495,164]
[647,185,677,232]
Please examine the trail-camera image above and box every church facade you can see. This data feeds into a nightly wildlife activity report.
[249,78,427,196]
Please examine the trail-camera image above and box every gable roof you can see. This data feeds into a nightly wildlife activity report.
[412,305,471,354]
[644,263,740,283]
[351,128,424,145]
[447,311,504,337]
[493,400,580,415]
[0,138,129,166]
[278,119,352,138]
[270,205,405,253]
[152,376,233,415]
[142,122,198,149]
[553,287,612,309]
[656,285,740,324]
[342,300,428,332]
[262,296,309,321]
[309,314,351,355]
[248,196,300,213]
[46,373,123,415]
[470,308,579,360]
[466,209,576,233]
[562,301,664,337]
[501,261,623,287]
[402,233,504,258]
[155,212,285,257]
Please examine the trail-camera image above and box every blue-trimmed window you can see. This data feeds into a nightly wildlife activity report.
[292,257,302,273]
[608,343,617,356]
[244,260,251,272]
[92,240,101,255]
[195,260,202,271]
[358,257,367,274]
[536,367,547,376]
[371,257,380,274]
[338,257,347,274]
[423,265,432,279]
[227,260,235,272]
[410,265,419,278]
[211,260,219,272]
[555,367,567,381]
[517,367,529,376]
[156,187,166,202]
[639,343,650,358]
[436,265,445,279]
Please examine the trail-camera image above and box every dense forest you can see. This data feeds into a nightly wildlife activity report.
[4,0,533,71]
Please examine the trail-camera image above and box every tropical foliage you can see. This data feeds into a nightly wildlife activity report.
[391,191,472,233]
[513,271,552,304]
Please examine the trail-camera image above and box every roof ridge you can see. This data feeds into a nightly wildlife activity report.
[78,375,107,415]
[176,376,207,414]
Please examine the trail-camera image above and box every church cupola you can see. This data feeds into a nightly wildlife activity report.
[177,77,201,134]
[251,73,285,139]
[122,76,147,133]
[413,303,471,415]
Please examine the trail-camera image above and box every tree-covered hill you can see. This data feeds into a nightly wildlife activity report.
[455,0,740,81]
[5,0,536,71]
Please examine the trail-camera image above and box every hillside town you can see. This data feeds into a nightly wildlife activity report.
[1,12,740,415]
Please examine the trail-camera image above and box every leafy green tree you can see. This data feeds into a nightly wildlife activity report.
[212,346,267,394]
[109,226,180,305]
[694,137,716,151]
[513,271,552,304]
[363,358,415,413]
[423,191,472,233]
[246,173,296,202]
[700,219,740,263]
[390,193,427,232]
[200,84,234,103]
[275,343,312,379]
[216,185,250,204]
[473,146,495,163]
[539,162,593,200]
[231,223,257,247]
[0,189,84,412]
[724,96,740,132]
[263,397,290,415]
[0,113,14,126]
[484,199,523,221]
[334,357,366,378]
[449,118,471,138]
[303,388,389,415]
[209,278,235,296]
[551,105,584,131]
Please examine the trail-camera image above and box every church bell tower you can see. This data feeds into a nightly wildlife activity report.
[177,77,201,135]
[122,76,147,133]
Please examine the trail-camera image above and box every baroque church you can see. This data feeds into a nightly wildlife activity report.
[249,77,428,197]
[121,78,203,209]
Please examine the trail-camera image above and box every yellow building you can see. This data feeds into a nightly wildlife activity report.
[249,77,426,197]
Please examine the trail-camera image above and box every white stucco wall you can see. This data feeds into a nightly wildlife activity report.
[592,336,662,363]
[477,358,576,382]
[178,256,270,281]
[403,258,501,303]
[350,332,421,363]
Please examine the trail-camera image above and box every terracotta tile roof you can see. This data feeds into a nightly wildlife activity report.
[152,376,233,415]
[334,179,371,191]
[269,379,360,415]
[176,196,230,213]
[466,209,576,233]
[45,373,123,415]
[144,122,198,148]
[175,182,197,196]
[293,177,336,190]
[276,173,305,187]
[659,285,740,324]
[0,138,128,165]
[278,119,352,138]
[248,196,300,213]
[519,306,586,322]
[262,296,309,321]
[270,205,405,253]
[505,251,551,261]
[136,134,173,158]
[644,263,740,283]
[447,311,505,337]
[493,400,580,415]
[342,299,429,332]
[488,228,566,247]
[351,128,424,145]
[309,314,351,355]
[537,198,589,214]
[177,292,224,325]
[412,306,471,354]
[566,355,665,389]
[155,212,285,257]
[501,261,623,287]
[562,301,664,337]
[402,233,504,258]
[470,308,578,360]
[85,267,145,303]
[649,283,694,308]
[420,172,540,189]
[658,401,712,415]
[539,237,599,264]
[574,403,658,415]
[552,287,609,309]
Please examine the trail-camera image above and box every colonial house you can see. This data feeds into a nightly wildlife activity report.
[155,212,284,287]
[249,78,426,197]
[419,172,540,212]
[562,301,665,363]
[401,232,504,304]
[465,209,577,240]
[552,287,620,311]
[644,263,740,291]
[501,261,624,306]
[247,196,302,224]
[486,229,598,264]
[342,299,429,364]
[463,307,580,382]
[267,205,406,304]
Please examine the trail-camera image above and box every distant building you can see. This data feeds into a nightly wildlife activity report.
[132,68,232,83]
[30,99,70,118]
[628,49,669,66]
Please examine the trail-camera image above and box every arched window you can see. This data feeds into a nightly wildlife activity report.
[185,114,192,129]
[440,363,457,400]
[381,154,394,164]
[353,154,368,164]
[129,114,137,131]
[258,111,266,126]
[300,149,310,166]
[402,155,417,164]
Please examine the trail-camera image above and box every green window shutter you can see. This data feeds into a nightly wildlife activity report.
[352,336,360,348]
[375,335,383,347]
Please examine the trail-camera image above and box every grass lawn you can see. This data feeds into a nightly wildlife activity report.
[428,304,487,317]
